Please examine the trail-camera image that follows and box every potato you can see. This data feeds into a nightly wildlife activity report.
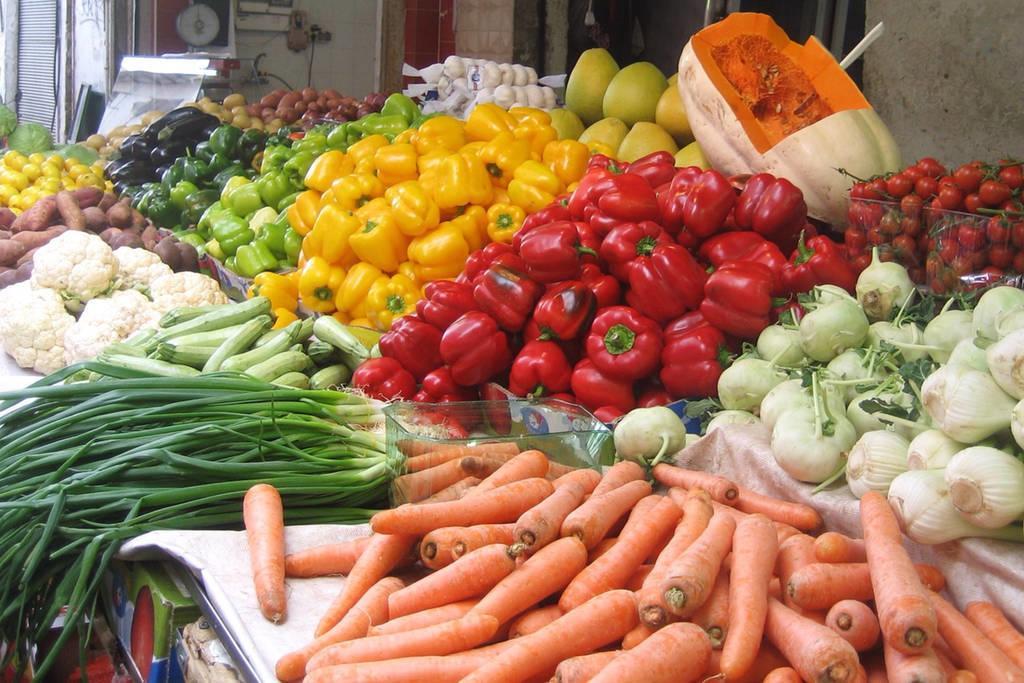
[130,210,148,232]
[223,93,246,109]
[249,118,265,131]
[127,123,143,133]
[0,208,15,229]
[82,206,107,232]
[12,226,66,249]
[0,241,29,267]
[14,246,36,268]
[11,196,58,233]
[106,200,133,228]
[71,186,103,209]
[55,191,86,230]
[233,114,251,128]
[107,125,129,138]
[97,192,118,212]
[140,110,165,125]
[99,145,115,157]
[84,134,106,150]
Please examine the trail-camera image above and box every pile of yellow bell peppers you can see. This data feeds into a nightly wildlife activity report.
[281,104,591,330]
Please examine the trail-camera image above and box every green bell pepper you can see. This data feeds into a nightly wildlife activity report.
[148,195,181,228]
[276,190,302,210]
[351,113,409,141]
[207,152,232,176]
[380,93,419,124]
[197,201,227,238]
[224,179,264,217]
[234,241,279,278]
[205,239,226,261]
[256,172,294,211]
[183,158,210,185]
[255,216,288,259]
[177,232,207,254]
[211,213,254,257]
[238,129,267,166]
[209,125,243,157]
[170,180,199,209]
[282,150,316,180]
[193,141,214,163]
[327,123,350,150]
[182,189,220,230]
[283,226,302,265]
[292,132,327,156]
[213,165,246,192]
[260,145,292,175]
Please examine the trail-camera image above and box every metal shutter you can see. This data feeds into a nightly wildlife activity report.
[16,0,58,131]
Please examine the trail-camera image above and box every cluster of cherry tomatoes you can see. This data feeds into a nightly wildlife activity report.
[845,157,1024,292]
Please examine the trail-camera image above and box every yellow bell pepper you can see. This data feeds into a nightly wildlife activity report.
[433,153,493,210]
[486,203,526,244]
[412,116,466,155]
[324,173,384,212]
[507,160,563,214]
[392,129,416,145]
[465,103,516,142]
[287,190,322,236]
[366,274,420,330]
[407,223,471,282]
[384,180,439,237]
[398,260,420,285]
[479,133,532,188]
[331,310,352,324]
[512,115,558,159]
[302,204,361,267]
[349,317,374,329]
[509,107,552,126]
[417,149,448,176]
[335,262,385,314]
[349,204,407,273]
[585,141,617,158]
[374,143,418,186]
[303,150,353,192]
[272,308,299,329]
[346,134,390,168]
[248,271,298,312]
[492,187,511,205]
[543,139,590,186]
[298,256,346,314]
[448,205,488,252]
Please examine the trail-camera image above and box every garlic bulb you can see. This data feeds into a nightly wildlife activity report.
[443,55,466,78]
[906,429,963,470]
[986,329,1024,399]
[846,430,910,498]
[512,64,529,86]
[498,63,514,85]
[525,84,545,108]
[944,446,1024,529]
[921,365,1015,443]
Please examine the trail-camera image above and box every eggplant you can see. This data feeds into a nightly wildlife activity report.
[150,139,192,167]
[107,159,155,187]
[121,134,155,162]
[144,106,206,140]
[155,110,220,144]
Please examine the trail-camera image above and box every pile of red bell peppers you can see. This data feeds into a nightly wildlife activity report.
[351,152,860,421]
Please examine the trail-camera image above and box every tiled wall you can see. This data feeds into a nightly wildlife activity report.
[404,0,515,70]
[404,0,454,69]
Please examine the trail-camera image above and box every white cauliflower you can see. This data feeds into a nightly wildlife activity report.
[0,282,76,374]
[63,290,161,365]
[31,231,118,304]
[149,271,229,313]
[113,247,173,293]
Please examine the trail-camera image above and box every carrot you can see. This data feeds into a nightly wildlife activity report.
[467,449,551,497]
[776,522,801,545]
[470,536,588,625]
[827,599,881,652]
[461,590,639,683]
[964,601,1024,669]
[243,484,287,623]
[393,456,496,503]
[863,652,889,683]
[861,491,938,654]
[420,476,481,503]
[651,463,739,503]
[733,484,822,530]
[707,642,791,683]
[788,562,946,611]
[637,488,714,629]
[815,532,868,563]
[591,460,646,496]
[301,641,516,683]
[930,591,1024,682]
[660,510,736,618]
[933,636,959,675]
[951,672,978,683]
[882,639,945,683]
[508,605,563,638]
[513,477,592,556]
[544,460,580,479]
[776,534,818,609]
[763,668,803,683]
[369,600,477,636]
[622,622,655,649]
[587,537,617,563]
[691,570,729,649]
[285,536,373,578]
[419,524,516,569]
[401,440,519,462]
[314,533,417,637]
[709,497,746,522]
[625,564,652,591]
[590,621,711,683]
[765,597,861,683]
[554,650,620,683]
[560,479,652,549]
[552,467,601,493]
[275,576,403,681]
[306,614,500,671]
[388,544,516,619]
[371,477,554,535]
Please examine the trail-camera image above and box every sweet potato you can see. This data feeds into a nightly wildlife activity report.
[97,192,118,212]
[140,224,160,250]
[82,206,108,233]
[0,208,15,229]
[175,241,199,272]
[106,200,133,228]
[0,241,29,267]
[55,191,86,230]
[109,230,144,250]
[0,261,32,288]
[15,247,37,268]
[154,238,182,270]
[99,227,124,245]
[12,226,66,249]
[11,196,57,233]
[130,209,147,231]
[71,186,103,208]
[0,230,10,241]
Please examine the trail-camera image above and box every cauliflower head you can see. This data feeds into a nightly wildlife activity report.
[149,271,229,312]
[113,247,173,293]
[63,290,161,365]
[0,282,76,374]
[31,231,118,304]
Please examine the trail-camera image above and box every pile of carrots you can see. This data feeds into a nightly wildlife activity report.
[240,446,1024,683]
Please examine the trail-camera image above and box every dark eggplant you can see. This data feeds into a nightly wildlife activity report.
[103,157,136,181]
[150,139,192,167]
[144,106,207,140]
[200,121,222,141]
[155,110,220,144]
[107,159,155,187]
[121,134,155,162]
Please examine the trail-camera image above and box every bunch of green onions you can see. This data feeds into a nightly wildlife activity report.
[0,362,397,680]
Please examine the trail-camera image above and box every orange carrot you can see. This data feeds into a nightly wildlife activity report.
[934,636,959,675]
[622,622,655,649]
[301,641,517,683]
[420,476,481,503]
[419,524,516,569]
[763,668,803,683]
[862,652,889,683]
[882,639,945,683]
[460,590,639,683]
[691,570,730,649]
[707,642,791,683]
[637,488,714,629]
[734,484,822,530]
[788,562,946,611]
[776,534,817,609]
[470,536,588,625]
[815,532,868,564]
[544,460,580,479]
[951,671,978,683]
[508,605,563,638]
[776,523,801,545]
[285,536,373,578]
[930,591,1024,682]
[552,467,602,493]
[554,651,619,683]
[371,478,554,535]
[709,498,746,522]
[720,514,779,680]
[275,576,403,681]
[827,600,881,652]
[964,601,1024,669]
[393,456,496,503]
[388,544,516,619]
[368,600,477,636]
[402,440,520,462]
[315,533,417,637]
[765,597,861,683]
[625,564,652,591]
[590,621,711,683]
[513,476,591,556]
[560,479,652,549]
[306,614,500,671]
[660,510,736,618]
[651,463,739,503]
[587,537,617,563]
[861,491,938,654]
[243,484,287,623]
[591,460,646,496]
[467,450,551,497]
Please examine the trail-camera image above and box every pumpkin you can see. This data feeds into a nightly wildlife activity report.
[678,13,901,226]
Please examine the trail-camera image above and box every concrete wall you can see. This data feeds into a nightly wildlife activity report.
[864,0,1024,166]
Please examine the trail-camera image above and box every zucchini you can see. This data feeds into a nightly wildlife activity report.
[152,343,215,368]
[306,340,338,366]
[309,363,352,390]
[99,354,201,378]
[158,304,228,328]
[271,372,311,389]
[156,297,271,342]
[203,317,272,372]
[124,328,158,348]
[252,318,307,348]
[313,317,369,370]
[161,318,269,349]
[220,330,296,372]
[244,351,312,382]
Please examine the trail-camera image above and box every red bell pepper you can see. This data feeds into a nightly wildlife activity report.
[698,231,789,295]
[378,314,443,381]
[657,166,704,234]
[568,168,616,220]
[681,169,737,239]
[663,310,710,338]
[458,242,526,285]
[519,198,572,236]
[626,151,677,188]
[352,357,416,400]
[413,366,478,403]
[508,340,573,398]
[548,391,576,402]
[598,220,673,281]
[532,280,596,341]
[587,154,624,173]
[579,263,621,308]
[440,311,512,386]
[781,233,858,294]
[517,221,598,283]
[734,173,808,253]
[659,320,730,399]
[571,358,635,413]
[479,382,512,434]
[416,280,478,330]
[596,174,661,224]
[593,406,626,423]
[585,305,663,381]
[625,243,707,322]
[699,261,774,340]
[637,383,673,407]
[473,264,543,332]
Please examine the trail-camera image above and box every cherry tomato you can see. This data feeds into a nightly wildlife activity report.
[892,234,917,256]
[915,176,939,199]
[937,184,964,211]
[938,238,959,264]
[879,211,902,236]
[998,164,1023,190]
[963,193,983,214]
[868,178,888,199]
[957,224,986,251]
[885,173,913,198]
[900,193,923,218]
[845,228,868,253]
[867,226,885,246]
[971,251,989,270]
[1003,199,1024,213]
[986,216,1010,245]
[916,157,947,177]
[1014,251,1024,273]
[1012,222,1024,249]
[901,216,921,237]
[979,180,1012,207]
[852,252,872,273]
[878,249,895,262]
[930,278,947,295]
[989,244,1013,269]
[903,165,926,182]
[953,164,984,193]
[849,182,869,200]
[951,255,975,277]
[919,234,934,253]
